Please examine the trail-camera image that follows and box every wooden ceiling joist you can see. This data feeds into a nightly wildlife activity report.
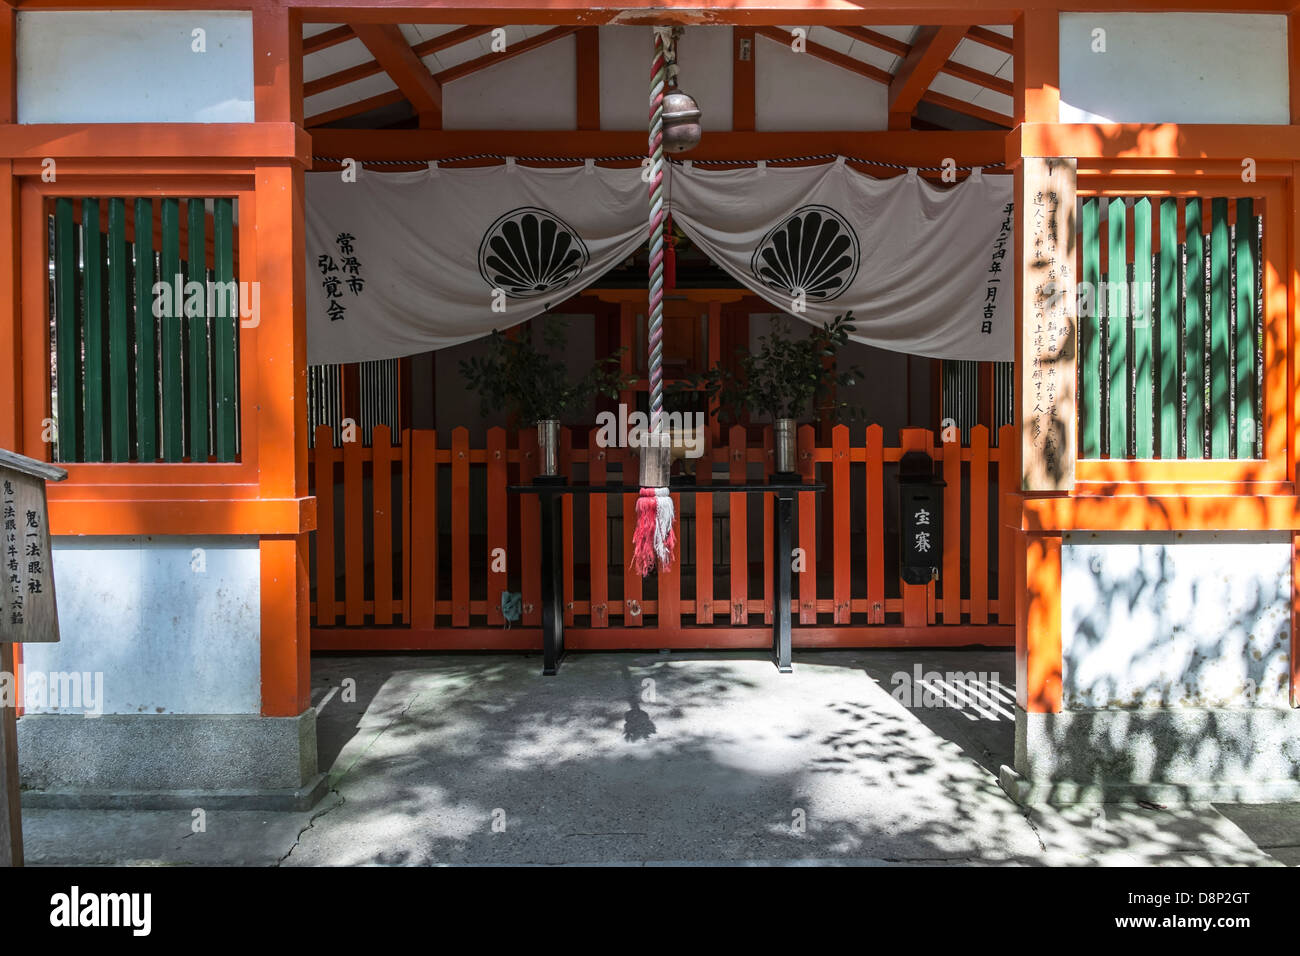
[307,25,579,128]
[307,89,405,128]
[755,26,892,85]
[941,58,1013,97]
[966,25,1014,56]
[828,25,1011,97]
[887,24,969,130]
[303,25,354,56]
[920,89,1012,128]
[304,21,1011,132]
[433,25,578,85]
[350,23,444,127]
[576,28,599,130]
[829,25,911,59]
[305,26,494,100]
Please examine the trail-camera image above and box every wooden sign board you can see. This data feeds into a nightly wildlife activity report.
[0,450,64,867]
[0,450,66,645]
[1020,157,1078,491]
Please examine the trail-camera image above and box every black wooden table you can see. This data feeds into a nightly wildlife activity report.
[509,478,825,675]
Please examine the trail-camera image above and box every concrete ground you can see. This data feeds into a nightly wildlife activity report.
[20,649,1300,866]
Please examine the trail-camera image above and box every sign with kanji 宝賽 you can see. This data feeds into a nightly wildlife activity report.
[899,482,942,586]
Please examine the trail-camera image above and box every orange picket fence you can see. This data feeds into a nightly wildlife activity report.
[308,422,1016,650]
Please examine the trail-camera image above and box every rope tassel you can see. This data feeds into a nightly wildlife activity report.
[631,487,675,577]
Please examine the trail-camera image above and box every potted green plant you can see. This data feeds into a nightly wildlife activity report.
[687,311,863,476]
[459,319,627,476]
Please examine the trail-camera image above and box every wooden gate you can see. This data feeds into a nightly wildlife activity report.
[308,422,1015,650]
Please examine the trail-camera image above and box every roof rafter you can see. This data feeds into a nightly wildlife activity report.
[305,26,494,99]
[830,25,910,58]
[434,25,578,85]
[306,25,579,128]
[304,25,354,56]
[350,23,443,128]
[887,24,968,130]
[920,89,1012,128]
[966,25,1014,55]
[755,26,892,85]
[941,58,1012,97]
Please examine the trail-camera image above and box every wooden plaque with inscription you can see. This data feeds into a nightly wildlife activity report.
[0,449,67,644]
[1020,157,1078,492]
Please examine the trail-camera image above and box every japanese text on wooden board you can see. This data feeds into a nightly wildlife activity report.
[1021,157,1077,491]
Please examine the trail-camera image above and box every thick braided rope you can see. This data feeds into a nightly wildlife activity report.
[647,35,667,436]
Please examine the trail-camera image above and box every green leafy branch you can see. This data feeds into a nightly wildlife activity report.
[459,320,628,425]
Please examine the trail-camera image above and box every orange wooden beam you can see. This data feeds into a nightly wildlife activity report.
[576,27,599,131]
[306,89,404,128]
[303,24,353,55]
[1014,8,1057,125]
[350,23,443,128]
[308,25,579,127]
[756,26,891,85]
[0,7,14,126]
[1014,123,1300,162]
[307,128,1011,167]
[919,89,1012,128]
[967,24,1014,55]
[254,0,302,125]
[831,25,1011,97]
[256,158,311,716]
[733,26,755,132]
[1012,495,1300,533]
[47,497,315,535]
[830,25,910,58]
[434,24,578,84]
[0,123,308,162]
[1017,533,1062,713]
[888,24,967,130]
[1290,9,1300,125]
[311,625,1015,652]
[941,57,1012,97]
[304,24,492,98]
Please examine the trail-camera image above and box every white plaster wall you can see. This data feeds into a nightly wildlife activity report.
[445,35,576,129]
[599,26,733,132]
[1061,531,1291,710]
[1058,13,1288,124]
[597,25,885,132]
[755,31,887,131]
[17,11,254,123]
[23,535,261,715]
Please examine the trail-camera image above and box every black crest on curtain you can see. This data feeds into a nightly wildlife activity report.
[478,207,591,299]
[750,204,860,303]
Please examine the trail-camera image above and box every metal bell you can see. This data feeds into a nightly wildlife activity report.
[662,89,703,153]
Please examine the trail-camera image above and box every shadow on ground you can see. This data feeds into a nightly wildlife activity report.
[292,648,1286,866]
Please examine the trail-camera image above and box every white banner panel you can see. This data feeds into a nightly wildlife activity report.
[669,159,1014,361]
[305,160,1014,364]
[305,163,646,365]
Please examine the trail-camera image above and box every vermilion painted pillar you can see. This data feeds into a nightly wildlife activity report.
[1011,9,1064,715]
[255,3,311,717]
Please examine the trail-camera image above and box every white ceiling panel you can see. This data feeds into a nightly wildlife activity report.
[306,36,378,83]
[928,72,985,103]
[424,35,487,73]
[305,70,398,120]
[951,36,1011,75]
[808,25,854,56]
